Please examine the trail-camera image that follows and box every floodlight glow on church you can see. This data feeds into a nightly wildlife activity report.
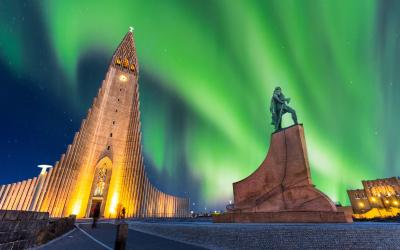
[0,28,189,219]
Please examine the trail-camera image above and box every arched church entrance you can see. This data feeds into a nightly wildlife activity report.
[86,157,113,218]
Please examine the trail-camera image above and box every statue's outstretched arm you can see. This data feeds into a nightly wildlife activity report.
[273,94,285,104]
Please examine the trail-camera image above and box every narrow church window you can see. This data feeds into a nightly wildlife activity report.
[110,133,113,137]
[94,168,107,196]
[107,146,110,150]
[123,58,129,68]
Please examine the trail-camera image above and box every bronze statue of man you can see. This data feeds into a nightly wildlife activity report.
[270,87,298,131]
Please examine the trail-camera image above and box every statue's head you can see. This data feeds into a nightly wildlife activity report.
[274,86,282,95]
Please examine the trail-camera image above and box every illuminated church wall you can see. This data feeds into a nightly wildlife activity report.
[0,30,189,218]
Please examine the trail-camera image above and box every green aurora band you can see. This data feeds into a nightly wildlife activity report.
[1,0,400,209]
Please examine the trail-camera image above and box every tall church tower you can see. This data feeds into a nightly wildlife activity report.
[0,29,189,218]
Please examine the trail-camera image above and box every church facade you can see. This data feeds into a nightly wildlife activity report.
[347,177,400,218]
[0,29,189,218]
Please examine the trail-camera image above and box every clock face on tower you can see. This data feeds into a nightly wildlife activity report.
[119,75,128,82]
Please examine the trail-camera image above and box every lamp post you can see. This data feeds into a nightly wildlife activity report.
[38,165,52,175]
[29,164,53,210]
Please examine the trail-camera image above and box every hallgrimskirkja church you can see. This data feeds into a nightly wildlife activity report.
[0,29,189,218]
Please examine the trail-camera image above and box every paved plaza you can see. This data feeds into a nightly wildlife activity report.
[38,222,206,250]
[37,220,400,249]
[128,221,400,249]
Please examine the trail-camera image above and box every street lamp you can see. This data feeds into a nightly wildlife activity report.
[38,164,52,175]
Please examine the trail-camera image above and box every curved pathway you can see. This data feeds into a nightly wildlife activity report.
[38,222,207,250]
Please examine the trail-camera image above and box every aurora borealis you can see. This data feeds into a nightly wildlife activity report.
[1,0,400,211]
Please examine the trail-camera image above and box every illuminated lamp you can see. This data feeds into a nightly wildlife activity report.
[38,165,52,175]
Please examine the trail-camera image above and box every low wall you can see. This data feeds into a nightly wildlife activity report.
[0,210,76,249]
[36,215,76,246]
[0,210,49,249]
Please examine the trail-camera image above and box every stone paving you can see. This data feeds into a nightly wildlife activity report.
[38,228,105,250]
[127,221,400,249]
[38,222,207,250]
[35,220,400,250]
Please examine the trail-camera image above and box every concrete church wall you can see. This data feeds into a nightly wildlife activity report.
[0,29,189,219]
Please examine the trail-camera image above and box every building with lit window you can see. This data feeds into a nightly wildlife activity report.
[0,28,189,219]
[347,177,400,219]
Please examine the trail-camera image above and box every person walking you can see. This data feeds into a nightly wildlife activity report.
[92,203,101,228]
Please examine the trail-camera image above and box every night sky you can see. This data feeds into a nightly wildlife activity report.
[1,0,400,212]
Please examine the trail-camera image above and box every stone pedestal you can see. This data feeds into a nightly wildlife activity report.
[214,124,352,223]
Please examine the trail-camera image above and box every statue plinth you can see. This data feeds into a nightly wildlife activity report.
[214,124,352,223]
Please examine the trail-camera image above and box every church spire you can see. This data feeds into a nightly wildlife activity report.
[111,27,139,76]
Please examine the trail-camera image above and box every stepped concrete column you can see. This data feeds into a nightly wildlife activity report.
[29,165,52,211]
